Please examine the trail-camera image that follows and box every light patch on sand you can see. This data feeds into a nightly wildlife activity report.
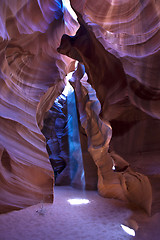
[121,224,136,236]
[67,198,90,205]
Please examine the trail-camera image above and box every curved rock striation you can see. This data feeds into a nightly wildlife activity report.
[42,93,70,184]
[0,0,78,213]
[71,0,160,120]
[70,63,152,215]
[58,2,160,193]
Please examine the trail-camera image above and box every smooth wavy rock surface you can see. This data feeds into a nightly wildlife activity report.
[71,63,152,215]
[71,0,160,120]
[0,0,78,213]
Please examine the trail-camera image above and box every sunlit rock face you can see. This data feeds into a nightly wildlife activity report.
[57,19,128,123]
[63,0,160,156]
[0,0,78,213]
[70,63,152,215]
[42,87,98,190]
[58,0,159,214]
[70,0,160,119]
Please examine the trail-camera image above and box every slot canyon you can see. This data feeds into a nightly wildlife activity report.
[0,0,160,239]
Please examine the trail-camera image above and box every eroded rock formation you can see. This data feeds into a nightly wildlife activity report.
[69,63,152,215]
[57,16,128,121]
[0,0,78,213]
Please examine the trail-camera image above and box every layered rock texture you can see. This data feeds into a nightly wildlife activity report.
[69,63,152,215]
[0,0,78,213]
[0,0,160,214]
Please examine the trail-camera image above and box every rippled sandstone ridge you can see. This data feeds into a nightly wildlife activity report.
[0,0,78,213]
[0,0,160,214]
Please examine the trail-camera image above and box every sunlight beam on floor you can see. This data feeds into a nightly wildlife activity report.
[67,198,90,205]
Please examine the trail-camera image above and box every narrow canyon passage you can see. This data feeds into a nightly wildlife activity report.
[0,0,160,239]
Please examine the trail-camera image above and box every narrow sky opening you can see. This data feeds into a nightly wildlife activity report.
[62,0,77,21]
